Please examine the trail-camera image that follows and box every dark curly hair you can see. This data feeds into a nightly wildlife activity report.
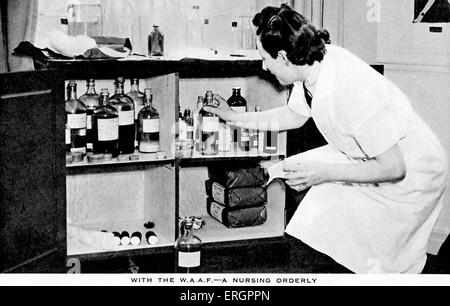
[253,3,331,66]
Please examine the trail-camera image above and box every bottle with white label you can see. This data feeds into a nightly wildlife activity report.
[65,81,87,155]
[138,88,160,153]
[227,87,249,152]
[110,77,135,155]
[92,89,119,157]
[201,91,219,155]
[175,218,202,273]
[127,78,145,148]
[250,105,262,153]
[79,79,100,153]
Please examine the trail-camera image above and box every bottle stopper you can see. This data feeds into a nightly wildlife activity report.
[130,232,142,246]
[146,231,158,245]
[120,231,130,246]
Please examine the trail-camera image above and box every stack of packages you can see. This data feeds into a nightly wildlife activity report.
[206,164,268,228]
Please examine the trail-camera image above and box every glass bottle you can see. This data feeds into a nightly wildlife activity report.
[110,77,135,155]
[175,218,202,273]
[79,79,100,153]
[67,0,103,37]
[65,81,87,155]
[249,105,261,153]
[127,78,146,148]
[138,88,160,153]
[186,5,203,48]
[148,25,164,56]
[92,89,119,157]
[184,109,194,141]
[193,96,203,153]
[201,91,219,156]
[227,87,249,152]
[263,105,278,154]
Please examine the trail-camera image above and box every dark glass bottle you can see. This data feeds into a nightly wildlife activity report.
[138,88,160,153]
[184,109,194,141]
[201,91,219,155]
[92,89,119,157]
[175,218,202,273]
[65,81,87,155]
[110,77,135,155]
[148,25,164,56]
[79,79,100,153]
[227,87,249,152]
[127,78,145,148]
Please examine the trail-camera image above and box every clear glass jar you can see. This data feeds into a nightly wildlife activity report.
[67,1,103,37]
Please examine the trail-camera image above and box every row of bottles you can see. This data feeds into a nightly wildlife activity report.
[178,88,279,157]
[65,78,160,158]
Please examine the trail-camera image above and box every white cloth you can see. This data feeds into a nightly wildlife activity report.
[285,45,448,273]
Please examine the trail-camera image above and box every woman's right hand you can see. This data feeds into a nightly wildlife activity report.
[203,93,237,122]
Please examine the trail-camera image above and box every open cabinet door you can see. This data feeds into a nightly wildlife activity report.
[0,70,66,272]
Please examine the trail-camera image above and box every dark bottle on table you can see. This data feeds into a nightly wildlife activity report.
[138,88,160,153]
[110,77,135,155]
[227,87,249,152]
[148,25,164,56]
[201,91,219,155]
[92,89,119,157]
[175,218,202,273]
[79,79,100,153]
[65,81,87,155]
[184,109,194,141]
[127,78,145,148]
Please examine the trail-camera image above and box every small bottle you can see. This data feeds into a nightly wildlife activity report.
[186,5,203,48]
[65,81,87,155]
[79,79,100,153]
[175,218,202,273]
[92,89,119,157]
[130,232,142,246]
[193,96,203,153]
[148,25,164,56]
[227,87,249,152]
[231,21,240,51]
[110,77,135,155]
[263,105,278,154]
[127,78,146,148]
[120,231,131,246]
[250,105,261,153]
[184,109,194,141]
[138,88,160,153]
[146,231,159,245]
[201,91,219,156]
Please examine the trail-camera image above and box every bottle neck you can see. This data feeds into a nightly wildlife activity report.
[100,94,109,106]
[68,86,77,100]
[232,89,241,97]
[130,80,140,92]
[144,94,153,107]
[115,82,125,95]
[182,224,193,238]
[86,83,97,95]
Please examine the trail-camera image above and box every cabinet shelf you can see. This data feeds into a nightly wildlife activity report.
[66,151,175,170]
[178,151,285,167]
[67,220,173,257]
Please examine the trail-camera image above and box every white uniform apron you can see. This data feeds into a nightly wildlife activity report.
[284,45,448,273]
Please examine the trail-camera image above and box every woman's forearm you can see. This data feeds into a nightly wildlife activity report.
[323,145,407,184]
[229,106,309,131]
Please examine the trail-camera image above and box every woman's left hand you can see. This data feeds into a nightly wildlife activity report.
[283,161,329,192]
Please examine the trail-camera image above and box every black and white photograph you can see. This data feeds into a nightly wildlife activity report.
[1,0,450,292]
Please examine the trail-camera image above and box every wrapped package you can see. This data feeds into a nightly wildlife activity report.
[207,198,267,228]
[205,180,266,209]
[207,164,266,188]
